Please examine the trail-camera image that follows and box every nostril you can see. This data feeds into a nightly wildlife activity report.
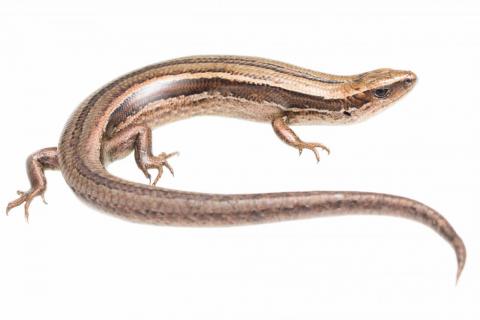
[404,73,416,86]
[407,72,417,84]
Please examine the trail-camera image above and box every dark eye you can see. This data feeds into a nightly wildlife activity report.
[374,88,390,98]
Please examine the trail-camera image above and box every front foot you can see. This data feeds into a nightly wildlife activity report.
[272,116,330,163]
[297,142,330,163]
[6,187,47,222]
[137,151,179,186]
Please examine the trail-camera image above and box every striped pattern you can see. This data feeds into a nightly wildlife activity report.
[52,56,464,280]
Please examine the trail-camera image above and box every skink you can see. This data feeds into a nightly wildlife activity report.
[6,55,465,280]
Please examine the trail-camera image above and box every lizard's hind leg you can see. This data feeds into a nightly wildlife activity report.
[6,147,59,222]
[103,126,178,186]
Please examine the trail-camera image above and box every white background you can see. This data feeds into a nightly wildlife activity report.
[0,1,479,319]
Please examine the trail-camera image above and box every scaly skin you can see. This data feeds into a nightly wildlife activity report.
[6,55,465,281]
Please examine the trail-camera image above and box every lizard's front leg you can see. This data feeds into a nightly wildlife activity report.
[103,126,178,186]
[6,147,59,221]
[272,116,330,162]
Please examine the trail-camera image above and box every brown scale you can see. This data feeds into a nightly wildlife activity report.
[6,55,465,282]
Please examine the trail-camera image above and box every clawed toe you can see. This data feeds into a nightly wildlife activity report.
[6,188,46,222]
[6,147,58,221]
[141,151,179,186]
[298,142,330,163]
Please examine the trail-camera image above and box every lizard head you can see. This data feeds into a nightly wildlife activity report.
[339,68,417,123]
[285,68,416,125]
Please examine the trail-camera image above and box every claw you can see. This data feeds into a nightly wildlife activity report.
[40,193,48,205]
[6,194,25,216]
[312,148,321,163]
[142,151,178,186]
[24,199,32,223]
[6,147,58,221]
[164,161,175,176]
[298,142,330,163]
[152,167,164,186]
[166,151,179,158]
[6,187,46,222]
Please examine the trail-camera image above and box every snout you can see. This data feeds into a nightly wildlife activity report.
[404,71,417,87]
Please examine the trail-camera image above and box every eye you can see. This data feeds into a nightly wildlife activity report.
[374,87,390,99]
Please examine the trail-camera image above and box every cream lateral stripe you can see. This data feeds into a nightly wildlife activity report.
[7,56,465,282]
[112,69,347,100]
[164,55,355,82]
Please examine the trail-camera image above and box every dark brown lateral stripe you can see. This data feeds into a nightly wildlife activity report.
[12,55,463,282]
[69,58,358,196]
[71,55,348,182]
[107,77,350,132]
